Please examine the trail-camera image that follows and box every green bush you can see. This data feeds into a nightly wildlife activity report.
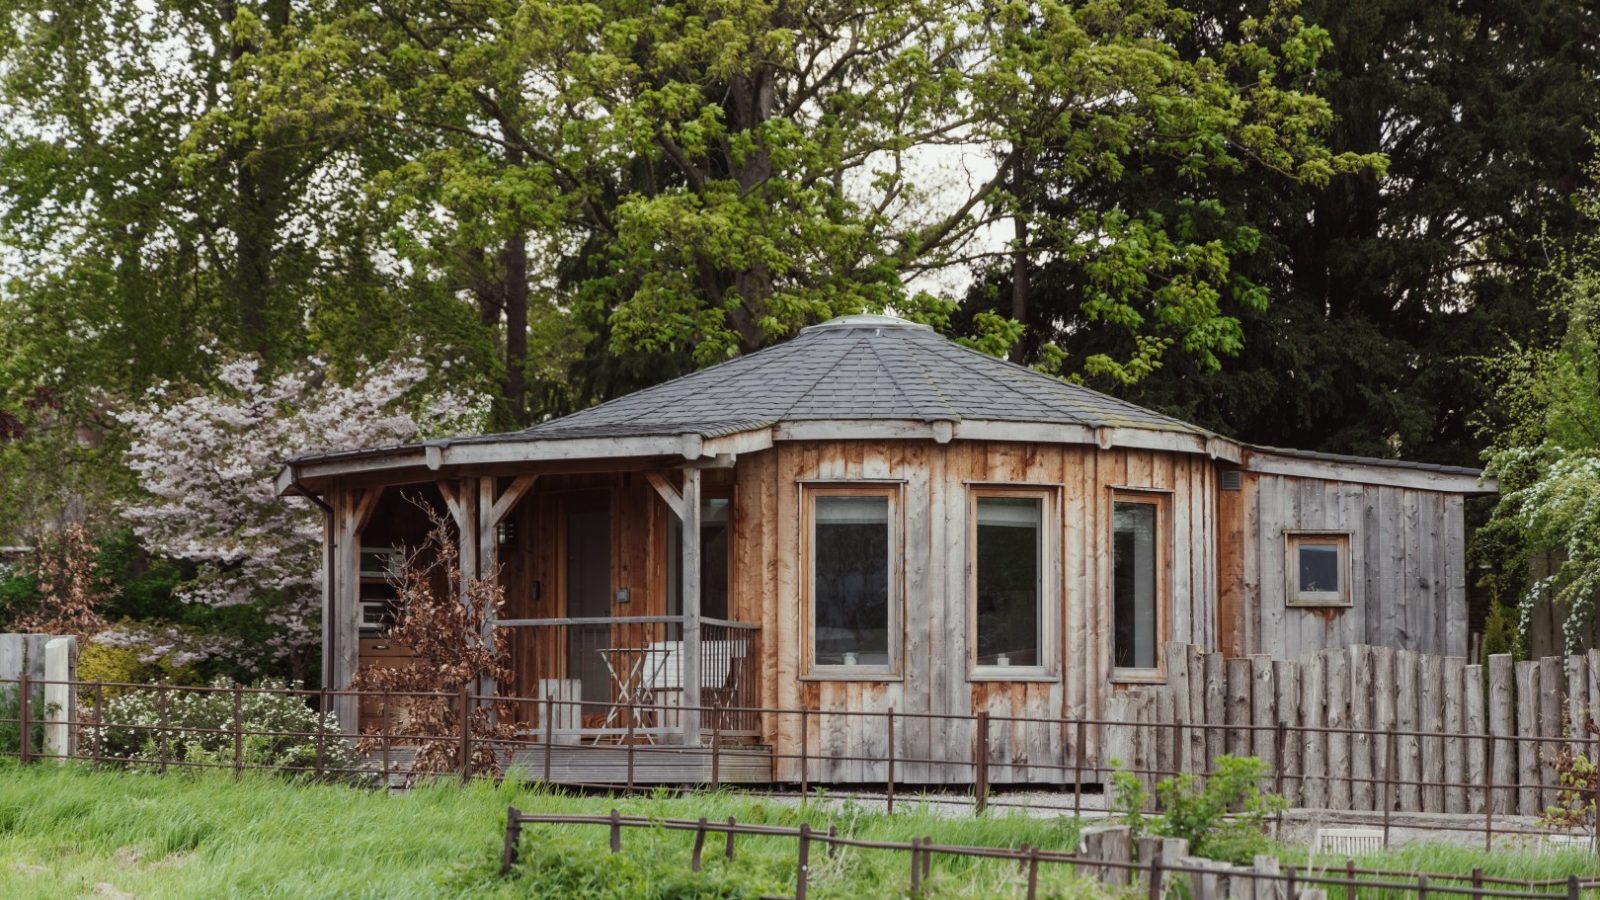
[1111,755,1287,863]
[90,677,364,779]
[78,641,202,693]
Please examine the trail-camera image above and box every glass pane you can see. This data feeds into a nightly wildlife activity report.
[813,495,890,666]
[702,499,730,619]
[1298,543,1340,594]
[667,498,731,619]
[1113,501,1157,669]
[975,497,1041,667]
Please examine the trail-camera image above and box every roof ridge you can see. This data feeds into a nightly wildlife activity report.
[911,333,1087,424]
[774,331,869,419]
[935,337,1204,432]
[863,332,956,421]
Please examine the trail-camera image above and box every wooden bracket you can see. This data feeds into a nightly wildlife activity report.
[644,470,686,519]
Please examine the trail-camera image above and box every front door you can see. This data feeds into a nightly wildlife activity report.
[564,494,612,712]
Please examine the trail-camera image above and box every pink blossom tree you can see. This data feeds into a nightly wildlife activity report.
[117,355,484,676]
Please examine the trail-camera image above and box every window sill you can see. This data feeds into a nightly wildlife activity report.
[1286,597,1352,609]
[800,671,902,683]
[1110,668,1166,685]
[968,670,1057,683]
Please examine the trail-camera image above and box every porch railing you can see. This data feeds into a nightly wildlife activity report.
[495,615,760,741]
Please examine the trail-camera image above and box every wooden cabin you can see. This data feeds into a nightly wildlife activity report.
[276,314,1494,783]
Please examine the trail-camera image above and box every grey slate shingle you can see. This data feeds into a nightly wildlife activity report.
[469,314,1209,443]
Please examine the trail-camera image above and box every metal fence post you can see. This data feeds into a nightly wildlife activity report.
[710,720,722,790]
[157,683,168,775]
[1383,726,1396,849]
[1074,717,1085,818]
[315,687,327,779]
[1483,731,1495,852]
[886,707,896,814]
[232,683,243,780]
[975,711,990,816]
[543,694,554,784]
[1273,721,1287,794]
[609,808,622,853]
[799,708,809,804]
[93,681,105,764]
[1147,850,1164,900]
[457,681,471,782]
[17,672,30,765]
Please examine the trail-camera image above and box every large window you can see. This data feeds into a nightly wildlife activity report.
[1112,494,1164,675]
[1286,532,1351,607]
[667,497,731,620]
[971,492,1049,675]
[808,488,897,673]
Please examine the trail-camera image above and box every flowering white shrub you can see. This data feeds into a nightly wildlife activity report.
[116,355,485,671]
[88,677,365,777]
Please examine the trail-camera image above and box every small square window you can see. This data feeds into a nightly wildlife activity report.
[1285,533,1351,607]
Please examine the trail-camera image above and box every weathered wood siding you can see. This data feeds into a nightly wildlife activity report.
[736,439,1219,783]
[1223,472,1467,659]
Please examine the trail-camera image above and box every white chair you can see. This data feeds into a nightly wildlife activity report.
[1309,827,1384,869]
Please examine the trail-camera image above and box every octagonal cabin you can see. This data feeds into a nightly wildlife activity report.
[278,315,1492,783]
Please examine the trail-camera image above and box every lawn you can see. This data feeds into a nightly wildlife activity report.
[0,763,1593,898]
[0,763,1090,899]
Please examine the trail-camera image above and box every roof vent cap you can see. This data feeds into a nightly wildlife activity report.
[802,313,930,333]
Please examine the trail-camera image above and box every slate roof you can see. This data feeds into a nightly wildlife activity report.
[485,314,1210,442]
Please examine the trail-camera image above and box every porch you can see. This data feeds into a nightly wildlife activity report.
[496,615,762,746]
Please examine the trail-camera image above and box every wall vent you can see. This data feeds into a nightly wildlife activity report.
[1220,467,1242,491]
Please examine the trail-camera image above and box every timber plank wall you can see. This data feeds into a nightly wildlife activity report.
[736,440,1220,785]
[1219,472,1469,660]
[1115,642,1600,817]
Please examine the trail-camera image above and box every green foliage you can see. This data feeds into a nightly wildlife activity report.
[1111,755,1287,863]
[77,643,202,694]
[1478,165,1600,654]
[975,0,1599,468]
[0,686,46,757]
[90,678,362,778]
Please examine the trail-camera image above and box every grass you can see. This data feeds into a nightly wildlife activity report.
[0,763,1593,898]
[0,763,1095,898]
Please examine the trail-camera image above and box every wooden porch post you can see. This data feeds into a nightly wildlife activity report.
[330,484,381,735]
[473,476,536,702]
[681,468,703,745]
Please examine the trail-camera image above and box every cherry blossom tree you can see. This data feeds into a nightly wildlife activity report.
[117,355,485,676]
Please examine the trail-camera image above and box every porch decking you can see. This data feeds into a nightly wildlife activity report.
[505,743,773,785]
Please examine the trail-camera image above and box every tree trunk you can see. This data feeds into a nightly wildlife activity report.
[501,229,529,425]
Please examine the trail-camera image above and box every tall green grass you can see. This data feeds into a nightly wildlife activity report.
[0,763,1094,898]
[0,763,1592,898]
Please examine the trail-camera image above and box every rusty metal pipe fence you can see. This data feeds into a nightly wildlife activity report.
[3,674,1598,855]
[499,808,1599,900]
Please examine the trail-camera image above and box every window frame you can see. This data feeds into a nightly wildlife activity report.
[1108,488,1170,684]
[802,482,903,680]
[1284,530,1353,608]
[967,486,1058,682]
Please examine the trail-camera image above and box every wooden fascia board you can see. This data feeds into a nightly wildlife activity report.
[1243,451,1496,494]
[772,417,1242,460]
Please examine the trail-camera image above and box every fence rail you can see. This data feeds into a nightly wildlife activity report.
[2,674,1598,855]
[499,808,1599,900]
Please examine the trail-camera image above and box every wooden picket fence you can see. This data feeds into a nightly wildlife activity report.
[1109,644,1600,818]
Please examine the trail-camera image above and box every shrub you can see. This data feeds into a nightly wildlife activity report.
[88,677,364,779]
[1111,755,1287,863]
[78,641,204,694]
